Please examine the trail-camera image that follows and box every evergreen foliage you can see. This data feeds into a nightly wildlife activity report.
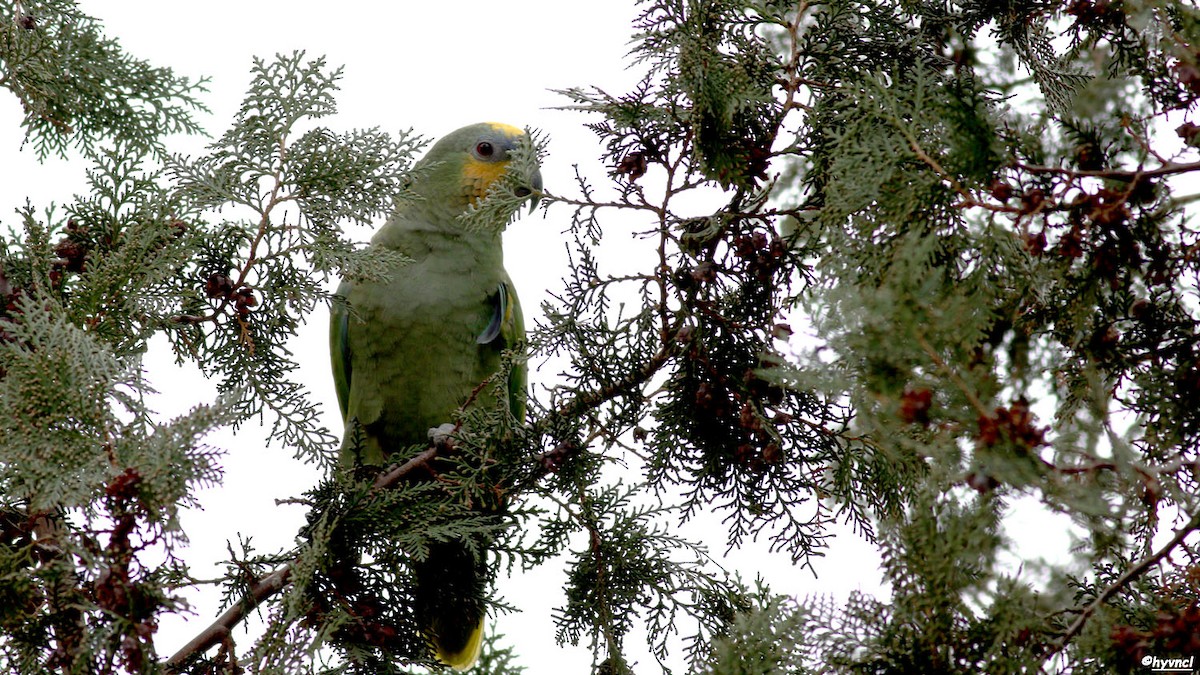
[0,0,1198,673]
[0,0,206,159]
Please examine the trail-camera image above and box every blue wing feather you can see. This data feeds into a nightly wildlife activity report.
[477,283,508,345]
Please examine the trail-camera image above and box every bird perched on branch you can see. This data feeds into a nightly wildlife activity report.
[330,122,541,669]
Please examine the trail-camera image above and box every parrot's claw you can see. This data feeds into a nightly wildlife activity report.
[428,423,457,447]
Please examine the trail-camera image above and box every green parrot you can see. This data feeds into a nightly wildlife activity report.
[330,122,540,669]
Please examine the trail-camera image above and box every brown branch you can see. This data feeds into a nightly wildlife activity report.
[168,134,299,327]
[163,446,440,671]
[164,565,292,670]
[1016,160,1200,183]
[530,327,682,439]
[165,422,573,670]
[544,190,664,215]
[1048,510,1200,657]
[372,447,439,490]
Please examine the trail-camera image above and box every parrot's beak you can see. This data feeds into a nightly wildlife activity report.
[518,166,547,211]
[528,166,542,211]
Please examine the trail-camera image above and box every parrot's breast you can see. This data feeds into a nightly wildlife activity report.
[343,250,505,462]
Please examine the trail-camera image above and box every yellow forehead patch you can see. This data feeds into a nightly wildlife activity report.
[486,122,526,138]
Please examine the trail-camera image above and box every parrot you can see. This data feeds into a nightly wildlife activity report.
[329,122,541,669]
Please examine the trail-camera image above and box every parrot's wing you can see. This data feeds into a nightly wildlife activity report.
[476,281,527,422]
[476,282,510,345]
[505,282,527,423]
[330,291,352,421]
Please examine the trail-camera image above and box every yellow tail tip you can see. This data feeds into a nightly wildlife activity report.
[433,618,485,671]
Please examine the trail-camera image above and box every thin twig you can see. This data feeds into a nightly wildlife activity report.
[916,333,990,417]
[1016,160,1200,182]
[529,325,683,439]
[1049,510,1200,656]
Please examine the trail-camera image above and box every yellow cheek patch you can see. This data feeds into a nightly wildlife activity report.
[462,157,510,203]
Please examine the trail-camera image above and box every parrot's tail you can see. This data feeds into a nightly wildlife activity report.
[415,540,488,670]
[434,618,485,671]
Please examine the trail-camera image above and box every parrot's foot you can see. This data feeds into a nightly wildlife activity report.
[428,423,457,447]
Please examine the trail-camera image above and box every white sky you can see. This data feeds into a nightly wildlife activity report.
[0,2,890,672]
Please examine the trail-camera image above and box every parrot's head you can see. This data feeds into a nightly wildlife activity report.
[411,122,543,219]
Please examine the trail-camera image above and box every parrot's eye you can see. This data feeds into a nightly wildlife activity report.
[474,141,495,158]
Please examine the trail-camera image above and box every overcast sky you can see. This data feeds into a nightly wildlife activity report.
[0,2,890,672]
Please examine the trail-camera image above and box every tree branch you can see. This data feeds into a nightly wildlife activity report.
[529,328,680,440]
[164,421,587,671]
[1048,510,1200,658]
[1016,160,1200,182]
[163,566,292,670]
[162,446,440,671]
